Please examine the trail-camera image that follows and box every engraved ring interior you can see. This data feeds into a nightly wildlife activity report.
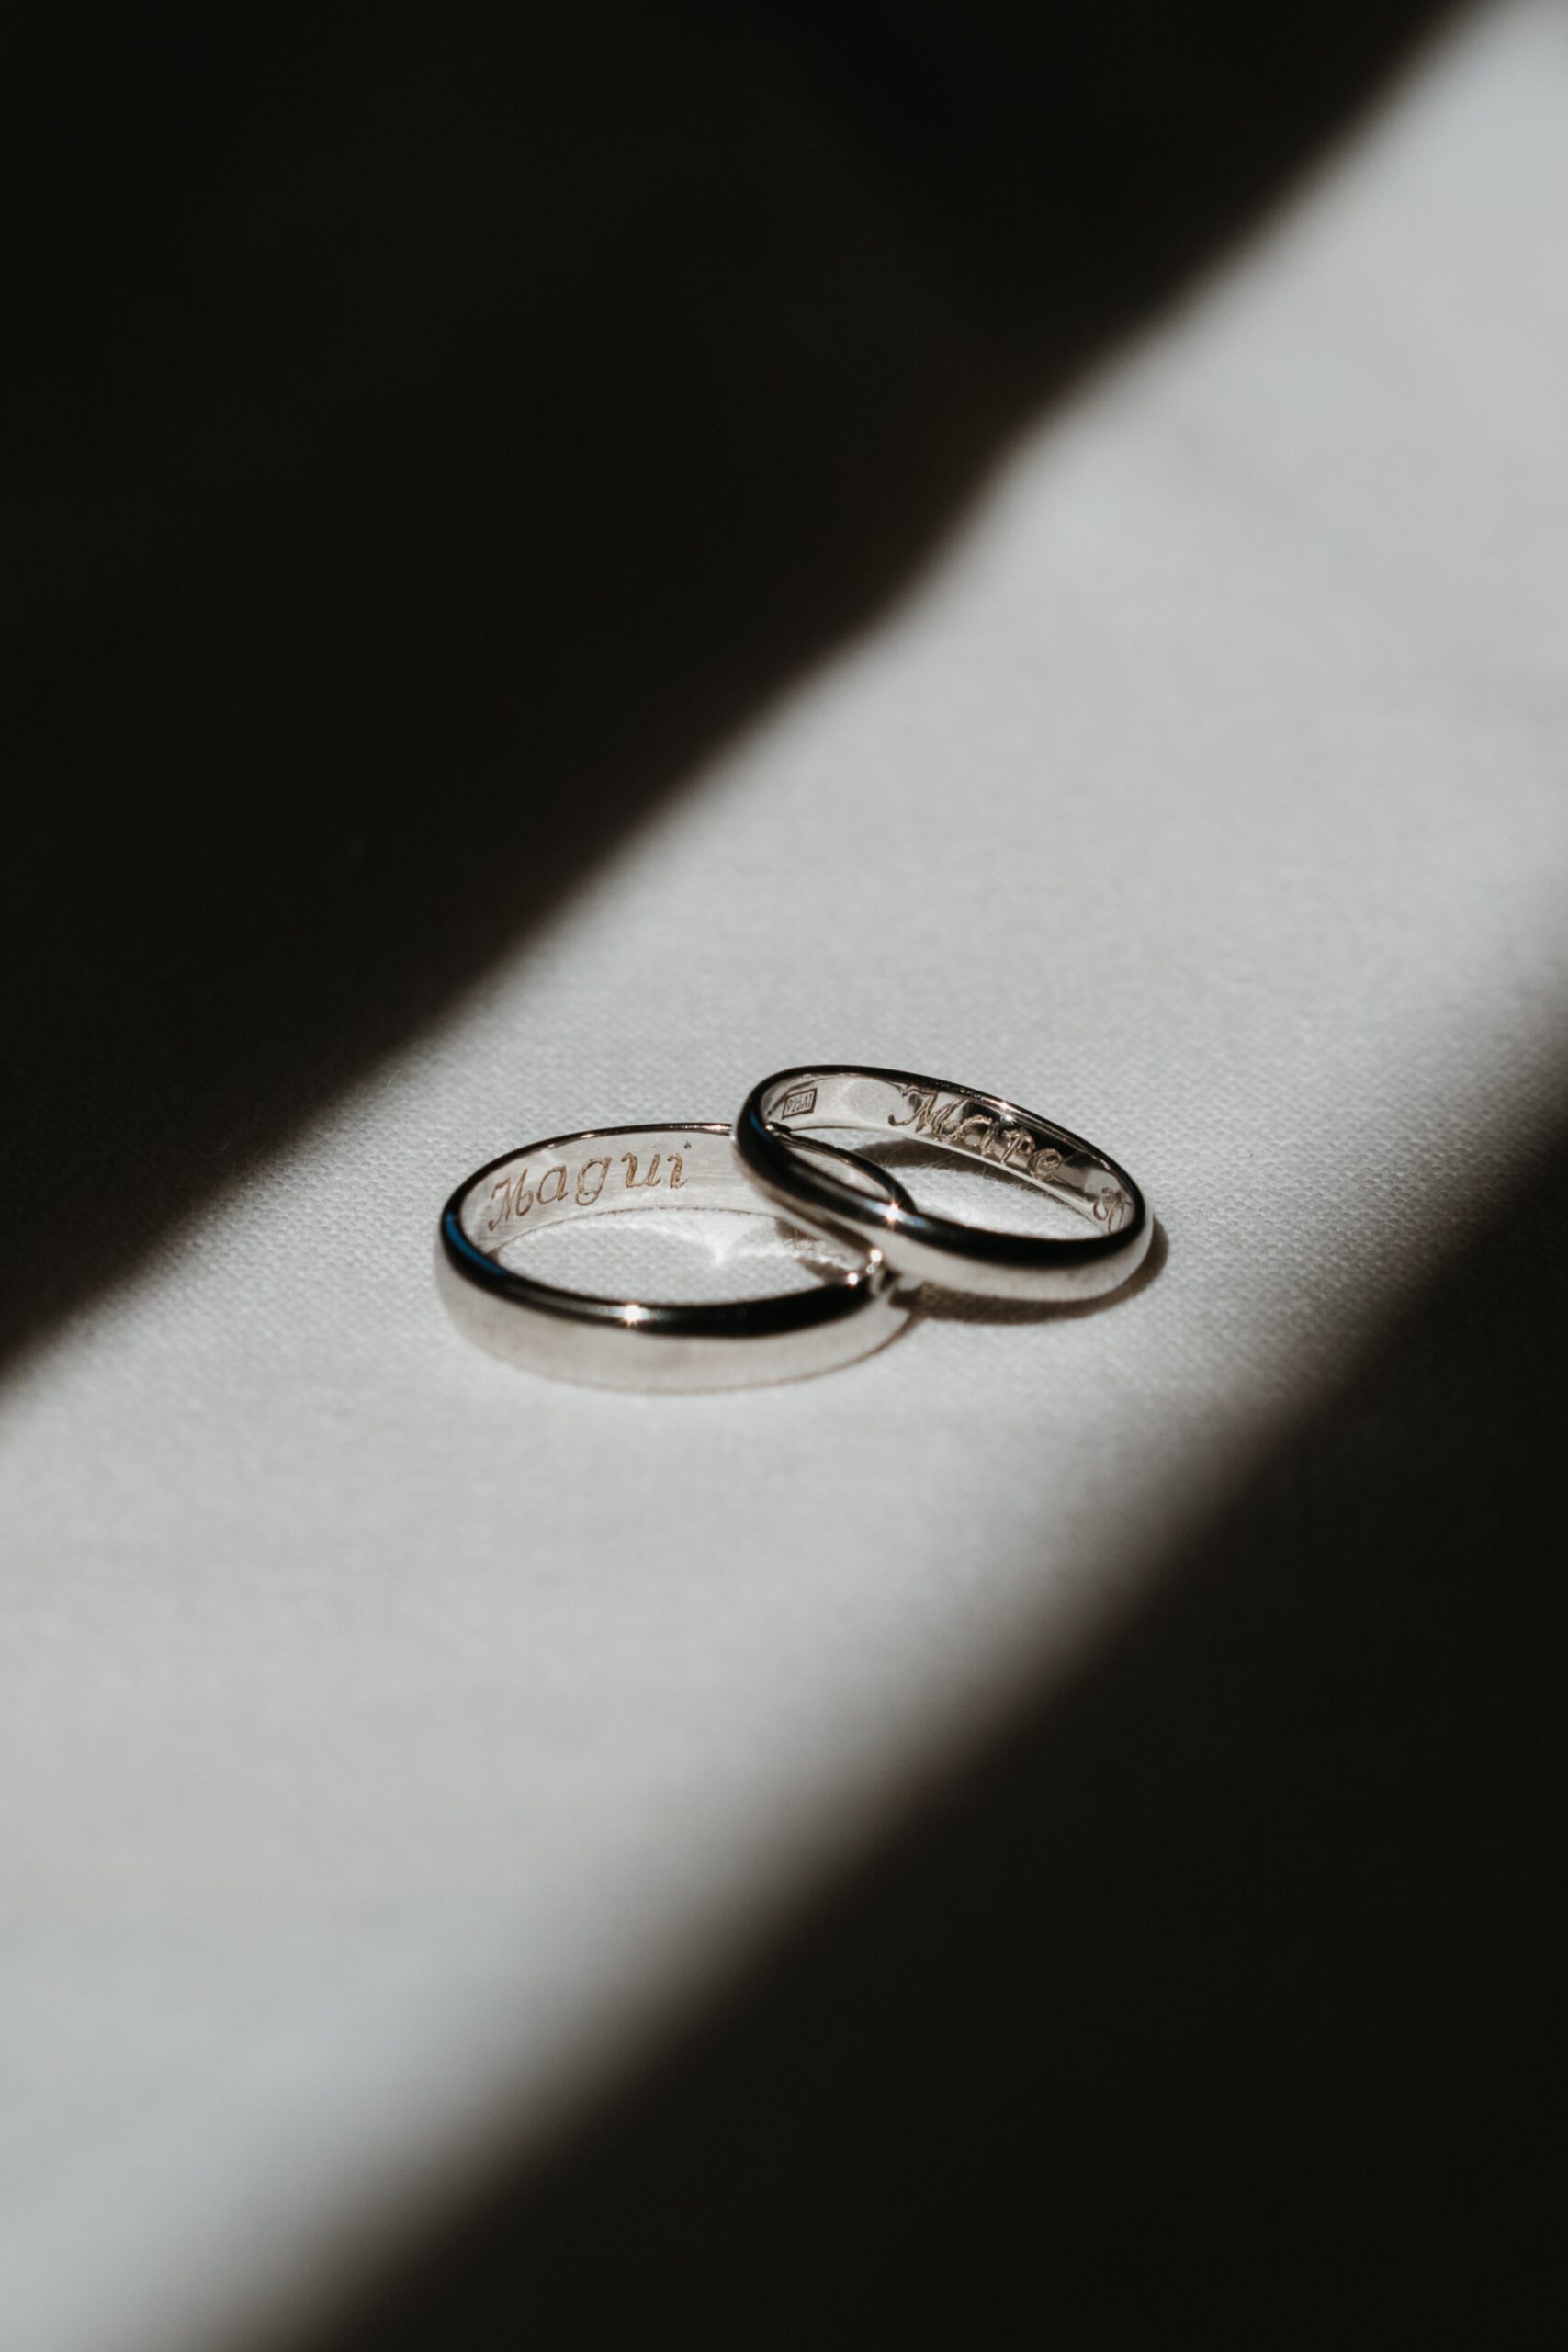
[734,1067,1151,1304]
[437,1122,915,1390]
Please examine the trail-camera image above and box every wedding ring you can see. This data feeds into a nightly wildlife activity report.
[437,1121,916,1390]
[734,1067,1152,1305]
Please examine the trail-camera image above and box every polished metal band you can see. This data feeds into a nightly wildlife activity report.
[734,1067,1151,1304]
[437,1122,915,1390]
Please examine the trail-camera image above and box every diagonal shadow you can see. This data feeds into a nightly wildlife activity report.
[293,1102,1568,2352]
[2,0,1442,1370]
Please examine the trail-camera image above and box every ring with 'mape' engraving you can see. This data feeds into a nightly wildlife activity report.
[734,1068,1150,1305]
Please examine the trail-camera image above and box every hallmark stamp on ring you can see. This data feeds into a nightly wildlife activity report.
[781,1085,818,1119]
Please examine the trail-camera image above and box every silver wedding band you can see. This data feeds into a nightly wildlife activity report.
[439,1072,1151,1387]
[734,1065,1151,1304]
[437,1123,915,1392]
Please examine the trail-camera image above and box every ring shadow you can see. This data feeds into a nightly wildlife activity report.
[919,1217,1169,1325]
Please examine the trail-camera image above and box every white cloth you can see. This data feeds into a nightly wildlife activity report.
[4,5,1567,2346]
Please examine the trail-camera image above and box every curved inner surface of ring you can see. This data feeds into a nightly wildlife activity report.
[461,1125,902,1273]
[759,1071,1135,1236]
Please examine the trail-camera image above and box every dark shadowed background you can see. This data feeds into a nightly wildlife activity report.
[6,0,1439,1366]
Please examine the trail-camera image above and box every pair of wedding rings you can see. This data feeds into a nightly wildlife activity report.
[437,1064,1151,1392]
